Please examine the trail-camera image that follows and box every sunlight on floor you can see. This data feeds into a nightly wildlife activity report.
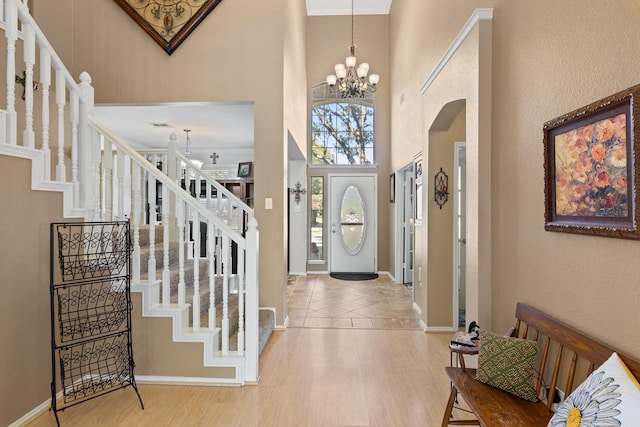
[286,274,421,329]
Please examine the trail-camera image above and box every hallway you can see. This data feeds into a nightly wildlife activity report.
[287,274,421,329]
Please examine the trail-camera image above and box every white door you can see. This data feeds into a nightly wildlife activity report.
[329,174,376,273]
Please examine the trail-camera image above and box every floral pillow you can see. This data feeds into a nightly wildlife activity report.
[475,330,539,401]
[547,352,640,427]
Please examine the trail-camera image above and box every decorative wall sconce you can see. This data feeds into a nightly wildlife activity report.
[434,167,449,209]
[16,71,38,100]
[289,181,307,204]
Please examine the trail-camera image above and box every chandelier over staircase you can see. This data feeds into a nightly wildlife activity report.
[326,0,379,98]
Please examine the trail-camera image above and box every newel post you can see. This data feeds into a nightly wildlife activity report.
[244,217,259,383]
[78,72,96,216]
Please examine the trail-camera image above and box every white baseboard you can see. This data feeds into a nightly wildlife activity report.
[9,391,62,427]
[424,326,456,333]
[135,375,242,386]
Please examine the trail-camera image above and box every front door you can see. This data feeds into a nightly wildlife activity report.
[329,174,376,273]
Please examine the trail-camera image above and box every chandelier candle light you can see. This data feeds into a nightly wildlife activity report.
[326,0,379,98]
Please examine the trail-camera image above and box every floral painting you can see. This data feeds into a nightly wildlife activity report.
[554,113,628,217]
[544,84,640,239]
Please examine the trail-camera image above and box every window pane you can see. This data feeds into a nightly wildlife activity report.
[311,102,375,165]
[309,177,324,260]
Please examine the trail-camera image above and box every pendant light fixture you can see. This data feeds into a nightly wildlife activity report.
[326,0,379,98]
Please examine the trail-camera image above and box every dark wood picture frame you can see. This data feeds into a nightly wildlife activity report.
[237,162,252,178]
[113,0,224,55]
[543,84,640,239]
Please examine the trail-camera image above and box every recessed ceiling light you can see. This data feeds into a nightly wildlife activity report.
[151,122,172,127]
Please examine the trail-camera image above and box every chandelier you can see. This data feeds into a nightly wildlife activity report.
[326,0,379,98]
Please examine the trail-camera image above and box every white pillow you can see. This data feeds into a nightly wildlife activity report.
[547,352,640,426]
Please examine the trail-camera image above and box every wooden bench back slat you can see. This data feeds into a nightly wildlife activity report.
[566,353,578,399]
[547,347,563,411]
[535,336,551,397]
[515,303,640,379]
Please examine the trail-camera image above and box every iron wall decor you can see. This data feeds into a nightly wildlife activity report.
[434,167,449,209]
[113,0,224,55]
[544,83,640,239]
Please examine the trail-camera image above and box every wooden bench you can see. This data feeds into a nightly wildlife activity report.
[441,302,640,426]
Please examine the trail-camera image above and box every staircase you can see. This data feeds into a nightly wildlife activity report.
[137,224,274,355]
[0,0,270,385]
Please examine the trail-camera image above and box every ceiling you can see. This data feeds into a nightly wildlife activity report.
[93,102,255,168]
[306,0,392,16]
[93,1,392,168]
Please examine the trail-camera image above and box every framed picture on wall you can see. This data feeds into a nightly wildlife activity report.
[543,83,640,239]
[237,162,252,178]
[390,173,396,203]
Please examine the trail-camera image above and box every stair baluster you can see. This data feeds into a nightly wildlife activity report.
[221,234,230,355]
[147,164,157,282]
[192,210,200,330]
[208,221,216,331]
[177,200,186,307]
[162,183,171,305]
[23,22,35,148]
[5,0,17,146]
[237,248,245,356]
[40,49,52,179]
[132,164,141,283]
[102,137,113,221]
[55,69,65,181]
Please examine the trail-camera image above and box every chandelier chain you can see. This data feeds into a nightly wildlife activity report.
[351,0,354,48]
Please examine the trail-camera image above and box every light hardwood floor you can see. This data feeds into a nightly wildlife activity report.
[27,329,457,426]
[29,275,465,426]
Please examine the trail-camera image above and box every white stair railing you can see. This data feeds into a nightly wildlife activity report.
[90,119,260,380]
[0,0,260,384]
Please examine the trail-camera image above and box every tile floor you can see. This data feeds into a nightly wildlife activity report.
[286,274,421,329]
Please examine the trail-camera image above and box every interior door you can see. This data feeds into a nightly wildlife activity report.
[329,175,376,273]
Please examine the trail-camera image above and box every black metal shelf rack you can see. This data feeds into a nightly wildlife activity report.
[50,222,143,425]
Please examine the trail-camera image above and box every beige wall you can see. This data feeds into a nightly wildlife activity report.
[306,15,391,273]
[64,0,295,324]
[427,107,466,327]
[391,0,640,355]
[0,156,76,426]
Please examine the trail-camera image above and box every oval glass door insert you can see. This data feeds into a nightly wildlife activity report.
[340,185,366,255]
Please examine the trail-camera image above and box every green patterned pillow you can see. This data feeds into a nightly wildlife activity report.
[475,330,539,401]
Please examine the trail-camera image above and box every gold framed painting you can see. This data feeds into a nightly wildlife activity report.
[543,84,640,239]
[113,0,224,55]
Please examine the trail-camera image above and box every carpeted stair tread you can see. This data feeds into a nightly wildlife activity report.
[228,309,275,354]
[137,224,273,354]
